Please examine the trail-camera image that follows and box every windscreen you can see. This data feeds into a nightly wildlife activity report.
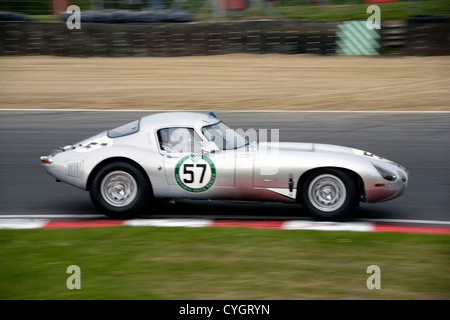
[202,122,248,150]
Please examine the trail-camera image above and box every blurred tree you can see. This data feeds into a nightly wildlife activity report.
[0,0,50,14]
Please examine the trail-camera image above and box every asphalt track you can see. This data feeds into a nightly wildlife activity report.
[0,110,449,222]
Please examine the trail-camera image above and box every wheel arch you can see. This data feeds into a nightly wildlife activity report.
[86,157,153,194]
[296,167,365,204]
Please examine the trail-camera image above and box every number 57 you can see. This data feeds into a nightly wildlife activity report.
[183,164,206,184]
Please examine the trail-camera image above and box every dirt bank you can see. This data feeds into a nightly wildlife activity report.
[0,54,448,111]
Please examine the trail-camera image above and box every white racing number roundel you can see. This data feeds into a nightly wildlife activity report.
[174,155,216,192]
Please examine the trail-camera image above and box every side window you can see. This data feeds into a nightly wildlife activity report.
[157,127,202,154]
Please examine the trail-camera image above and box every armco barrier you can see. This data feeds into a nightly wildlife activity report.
[0,20,339,56]
[0,18,448,57]
[406,15,450,56]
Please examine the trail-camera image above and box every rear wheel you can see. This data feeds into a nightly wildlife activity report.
[300,169,358,221]
[89,162,151,218]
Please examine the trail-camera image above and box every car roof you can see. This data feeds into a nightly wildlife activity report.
[139,112,220,131]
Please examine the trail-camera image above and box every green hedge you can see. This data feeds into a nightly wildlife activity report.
[0,0,148,15]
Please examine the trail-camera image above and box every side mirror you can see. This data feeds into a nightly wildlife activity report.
[200,140,219,154]
[201,146,211,156]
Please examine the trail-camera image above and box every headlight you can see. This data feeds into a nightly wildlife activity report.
[373,164,397,181]
[397,170,407,183]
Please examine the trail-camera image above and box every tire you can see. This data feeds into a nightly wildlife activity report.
[89,162,151,219]
[300,169,358,221]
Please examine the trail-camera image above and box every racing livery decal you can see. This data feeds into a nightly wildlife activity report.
[74,135,113,153]
[174,155,216,192]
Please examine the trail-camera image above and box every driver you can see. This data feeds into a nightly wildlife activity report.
[161,128,194,153]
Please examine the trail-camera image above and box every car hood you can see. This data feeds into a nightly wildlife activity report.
[66,131,114,153]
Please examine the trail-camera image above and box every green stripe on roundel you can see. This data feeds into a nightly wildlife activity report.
[336,21,380,55]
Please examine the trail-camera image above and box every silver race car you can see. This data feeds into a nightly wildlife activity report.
[41,112,408,221]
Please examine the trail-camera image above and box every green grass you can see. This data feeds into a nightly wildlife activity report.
[190,0,450,20]
[0,226,448,299]
[275,1,450,20]
[25,1,450,21]
[276,3,410,20]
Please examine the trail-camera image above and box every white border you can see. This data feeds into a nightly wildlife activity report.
[0,109,449,114]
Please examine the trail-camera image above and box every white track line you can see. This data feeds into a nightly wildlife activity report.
[0,214,105,219]
[353,218,450,225]
[282,221,375,232]
[1,215,449,226]
[0,219,50,229]
[0,109,449,114]
[123,219,213,228]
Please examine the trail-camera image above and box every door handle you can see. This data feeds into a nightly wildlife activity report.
[166,154,182,159]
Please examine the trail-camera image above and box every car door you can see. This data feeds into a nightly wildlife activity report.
[158,127,236,198]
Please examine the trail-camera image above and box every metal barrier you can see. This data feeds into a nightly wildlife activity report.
[0,20,340,56]
[0,18,448,56]
[406,15,450,56]
[380,20,407,54]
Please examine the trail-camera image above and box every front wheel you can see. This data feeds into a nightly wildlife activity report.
[89,162,151,218]
[300,169,358,221]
